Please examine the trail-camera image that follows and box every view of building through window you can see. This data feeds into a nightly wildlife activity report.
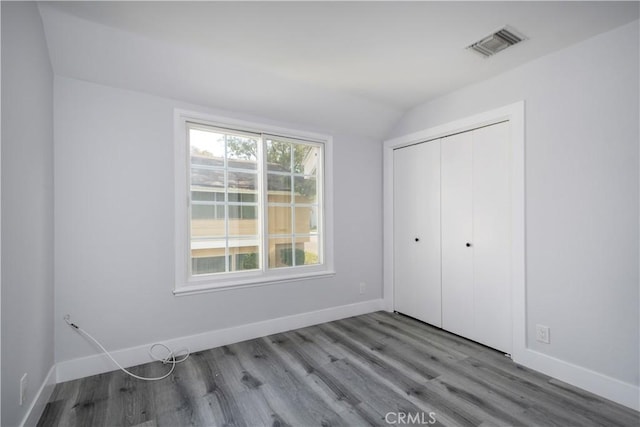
[188,123,322,276]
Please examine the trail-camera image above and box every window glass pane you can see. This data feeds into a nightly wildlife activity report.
[294,176,317,203]
[192,204,225,220]
[226,135,258,170]
[191,245,226,258]
[228,212,258,236]
[268,239,295,268]
[268,205,293,235]
[192,255,227,275]
[266,140,291,172]
[234,248,260,272]
[228,171,257,192]
[268,174,291,203]
[284,244,305,267]
[296,236,320,266]
[244,206,257,219]
[190,129,226,161]
[293,144,318,174]
[191,244,227,275]
[191,166,225,191]
[191,217,226,240]
[228,192,256,203]
[190,129,225,167]
[228,205,257,220]
[192,191,225,202]
[295,206,317,234]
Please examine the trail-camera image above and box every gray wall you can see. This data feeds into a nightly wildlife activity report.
[54,76,383,364]
[389,20,639,386]
[1,2,55,426]
[38,3,402,141]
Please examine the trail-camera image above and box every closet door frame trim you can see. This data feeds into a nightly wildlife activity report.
[383,101,525,361]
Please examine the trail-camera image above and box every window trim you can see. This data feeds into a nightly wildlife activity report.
[174,109,335,296]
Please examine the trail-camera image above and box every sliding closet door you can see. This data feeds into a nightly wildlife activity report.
[441,131,474,338]
[472,122,511,352]
[394,141,442,327]
[441,122,511,353]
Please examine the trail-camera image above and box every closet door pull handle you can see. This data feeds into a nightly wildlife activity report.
[415,238,420,242]
[466,242,472,247]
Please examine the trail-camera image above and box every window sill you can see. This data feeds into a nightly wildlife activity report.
[173,270,336,296]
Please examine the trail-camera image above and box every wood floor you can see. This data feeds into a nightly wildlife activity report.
[39,311,639,427]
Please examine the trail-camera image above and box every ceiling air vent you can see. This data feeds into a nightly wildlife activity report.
[468,27,525,57]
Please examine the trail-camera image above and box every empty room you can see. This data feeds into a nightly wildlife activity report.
[1,1,639,426]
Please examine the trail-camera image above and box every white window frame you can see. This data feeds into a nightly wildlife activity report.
[174,109,334,295]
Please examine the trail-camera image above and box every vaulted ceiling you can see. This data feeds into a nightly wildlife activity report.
[39,1,639,138]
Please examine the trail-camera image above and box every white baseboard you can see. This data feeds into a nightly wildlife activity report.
[21,365,56,427]
[514,348,639,411]
[53,299,638,412]
[56,299,385,383]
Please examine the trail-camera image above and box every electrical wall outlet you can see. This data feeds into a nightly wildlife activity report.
[536,324,550,344]
[19,373,28,406]
[359,282,366,294]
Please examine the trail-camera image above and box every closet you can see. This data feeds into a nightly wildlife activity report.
[393,121,511,353]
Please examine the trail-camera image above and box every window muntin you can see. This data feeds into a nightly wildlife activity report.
[185,122,324,283]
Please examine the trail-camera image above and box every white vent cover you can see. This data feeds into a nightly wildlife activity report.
[468,27,525,57]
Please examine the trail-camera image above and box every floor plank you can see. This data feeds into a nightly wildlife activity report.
[39,311,640,426]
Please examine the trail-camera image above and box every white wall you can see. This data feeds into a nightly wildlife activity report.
[54,76,383,365]
[389,20,639,388]
[1,2,55,426]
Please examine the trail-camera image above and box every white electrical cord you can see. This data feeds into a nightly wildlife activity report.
[64,315,190,381]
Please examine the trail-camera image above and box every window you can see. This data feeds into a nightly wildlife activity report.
[175,111,333,294]
[192,255,230,275]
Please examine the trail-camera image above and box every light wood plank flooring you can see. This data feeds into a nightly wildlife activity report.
[39,311,639,426]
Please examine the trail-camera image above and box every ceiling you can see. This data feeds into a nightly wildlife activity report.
[41,1,639,110]
[38,1,639,137]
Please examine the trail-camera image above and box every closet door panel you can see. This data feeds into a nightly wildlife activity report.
[394,141,442,327]
[473,122,511,352]
[441,132,474,337]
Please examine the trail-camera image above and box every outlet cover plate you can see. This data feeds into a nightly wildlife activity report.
[536,324,550,344]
